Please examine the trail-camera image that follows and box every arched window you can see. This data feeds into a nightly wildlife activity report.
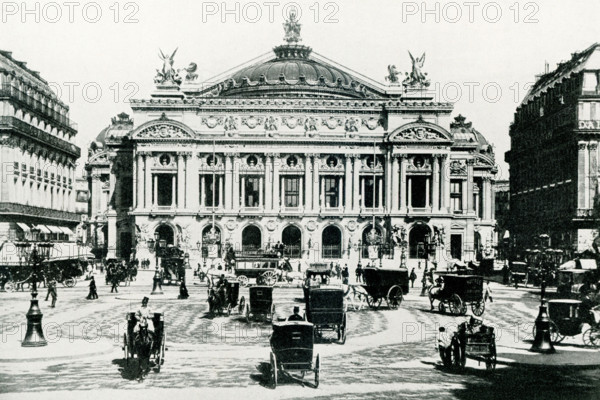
[282,225,302,258]
[155,224,175,246]
[409,224,431,259]
[242,225,262,254]
[322,225,342,259]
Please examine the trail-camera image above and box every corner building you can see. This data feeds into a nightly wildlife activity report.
[88,34,497,269]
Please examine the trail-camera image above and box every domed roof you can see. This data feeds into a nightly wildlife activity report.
[92,113,134,145]
[218,45,374,99]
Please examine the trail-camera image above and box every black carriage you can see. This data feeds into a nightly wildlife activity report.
[0,264,15,292]
[234,255,280,287]
[302,264,332,300]
[269,321,320,388]
[509,261,528,288]
[361,267,409,310]
[556,269,595,297]
[429,274,485,316]
[533,299,600,347]
[439,319,497,371]
[209,279,245,316]
[42,258,84,288]
[160,246,186,285]
[105,259,130,286]
[305,287,347,344]
[123,312,166,374]
[244,285,275,322]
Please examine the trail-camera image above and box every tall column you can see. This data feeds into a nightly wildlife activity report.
[177,154,185,208]
[407,177,412,208]
[299,177,304,210]
[273,154,280,212]
[224,153,233,210]
[344,156,352,211]
[467,159,474,213]
[589,142,598,209]
[320,176,325,208]
[400,155,407,211]
[144,154,152,208]
[265,155,273,210]
[482,178,489,220]
[361,178,365,209]
[312,155,320,211]
[132,155,137,209]
[200,175,205,207]
[339,177,344,209]
[259,177,263,208]
[304,155,312,211]
[218,176,223,207]
[391,155,399,211]
[385,153,392,212]
[441,155,450,212]
[378,177,383,209]
[461,180,468,214]
[232,154,240,211]
[432,155,440,211]
[352,156,360,211]
[241,176,246,208]
[109,167,116,210]
[153,175,158,207]
[281,176,286,209]
[489,179,495,221]
[136,153,144,209]
[171,175,176,207]
[186,153,199,209]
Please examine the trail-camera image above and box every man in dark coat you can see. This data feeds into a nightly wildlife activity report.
[87,276,98,300]
[49,280,57,308]
[287,306,304,321]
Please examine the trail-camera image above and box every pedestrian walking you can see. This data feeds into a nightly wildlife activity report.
[49,280,57,308]
[420,266,429,296]
[44,278,52,301]
[87,276,98,300]
[178,280,189,299]
[484,280,493,303]
[356,262,363,283]
[342,265,349,285]
[110,274,119,293]
[410,268,417,288]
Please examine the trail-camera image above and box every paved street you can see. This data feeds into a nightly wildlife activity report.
[1,269,599,399]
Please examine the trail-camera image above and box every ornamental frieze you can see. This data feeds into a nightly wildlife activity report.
[362,117,382,130]
[264,116,279,132]
[450,160,467,175]
[322,116,343,130]
[201,116,223,129]
[241,116,264,129]
[281,116,304,129]
[304,116,319,133]
[344,117,360,133]
[223,116,238,131]
[396,126,440,140]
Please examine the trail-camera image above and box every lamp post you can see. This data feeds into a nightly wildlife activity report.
[150,231,163,295]
[530,233,555,354]
[16,236,54,347]
[399,227,408,268]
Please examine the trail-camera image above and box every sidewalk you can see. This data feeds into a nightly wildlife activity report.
[493,339,600,369]
[0,335,117,363]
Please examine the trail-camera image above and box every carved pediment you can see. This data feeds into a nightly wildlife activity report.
[388,121,452,143]
[132,118,196,140]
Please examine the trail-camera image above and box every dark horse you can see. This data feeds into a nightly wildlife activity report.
[134,323,154,380]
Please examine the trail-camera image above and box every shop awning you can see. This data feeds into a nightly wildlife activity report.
[16,223,31,233]
[35,225,51,234]
[59,227,75,236]
[46,226,63,234]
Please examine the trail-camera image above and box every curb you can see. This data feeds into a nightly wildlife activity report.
[0,342,117,363]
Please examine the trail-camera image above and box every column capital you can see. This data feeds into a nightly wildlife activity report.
[578,142,588,151]
[393,153,408,160]
[304,153,319,158]
[177,151,193,157]
[466,159,476,166]
[590,142,598,151]
[224,152,238,157]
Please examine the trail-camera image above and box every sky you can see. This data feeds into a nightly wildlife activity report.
[2,0,599,181]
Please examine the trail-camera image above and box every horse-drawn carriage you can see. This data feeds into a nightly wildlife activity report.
[438,317,497,371]
[429,274,485,316]
[234,255,280,287]
[105,259,133,286]
[509,261,529,288]
[360,267,409,310]
[208,279,245,316]
[532,299,600,347]
[244,285,275,322]
[123,312,166,377]
[269,321,321,388]
[305,286,347,344]
[42,258,84,288]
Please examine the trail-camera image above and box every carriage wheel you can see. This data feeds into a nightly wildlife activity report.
[64,278,76,288]
[123,334,129,366]
[366,296,382,310]
[245,304,250,323]
[3,281,15,293]
[451,339,465,370]
[238,275,249,287]
[239,296,245,315]
[583,327,600,348]
[471,298,486,316]
[448,294,464,316]
[270,352,278,389]
[262,271,277,287]
[314,353,320,388]
[386,285,403,310]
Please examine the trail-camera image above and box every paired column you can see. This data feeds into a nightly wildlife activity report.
[589,142,598,209]
[177,154,185,208]
[144,154,152,208]
[265,155,273,210]
[218,176,223,207]
[304,154,312,211]
[136,153,144,209]
[273,154,280,212]
[224,153,233,210]
[200,175,205,207]
[344,156,352,211]
[432,155,440,211]
[240,176,246,208]
[400,156,407,211]
[153,175,158,207]
[186,153,199,209]
[391,155,399,211]
[232,154,240,211]
[312,155,320,211]
[378,177,384,209]
[352,156,360,211]
[441,155,450,212]
[466,159,474,213]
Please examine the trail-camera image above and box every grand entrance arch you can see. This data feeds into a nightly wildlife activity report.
[409,223,431,259]
[282,225,302,258]
[155,224,175,246]
[322,225,342,259]
[242,225,262,254]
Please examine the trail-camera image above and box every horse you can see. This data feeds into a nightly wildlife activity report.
[133,323,154,380]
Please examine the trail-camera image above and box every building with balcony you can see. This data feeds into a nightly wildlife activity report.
[0,49,80,248]
[87,20,497,268]
[506,43,600,254]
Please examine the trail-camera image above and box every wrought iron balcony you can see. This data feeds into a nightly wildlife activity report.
[0,116,80,157]
[0,202,79,222]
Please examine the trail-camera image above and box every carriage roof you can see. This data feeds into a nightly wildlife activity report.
[271,321,314,348]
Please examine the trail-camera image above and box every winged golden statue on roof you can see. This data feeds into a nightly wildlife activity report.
[403,51,430,88]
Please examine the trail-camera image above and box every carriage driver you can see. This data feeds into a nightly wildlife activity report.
[287,306,304,321]
[429,276,445,310]
[135,297,155,334]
